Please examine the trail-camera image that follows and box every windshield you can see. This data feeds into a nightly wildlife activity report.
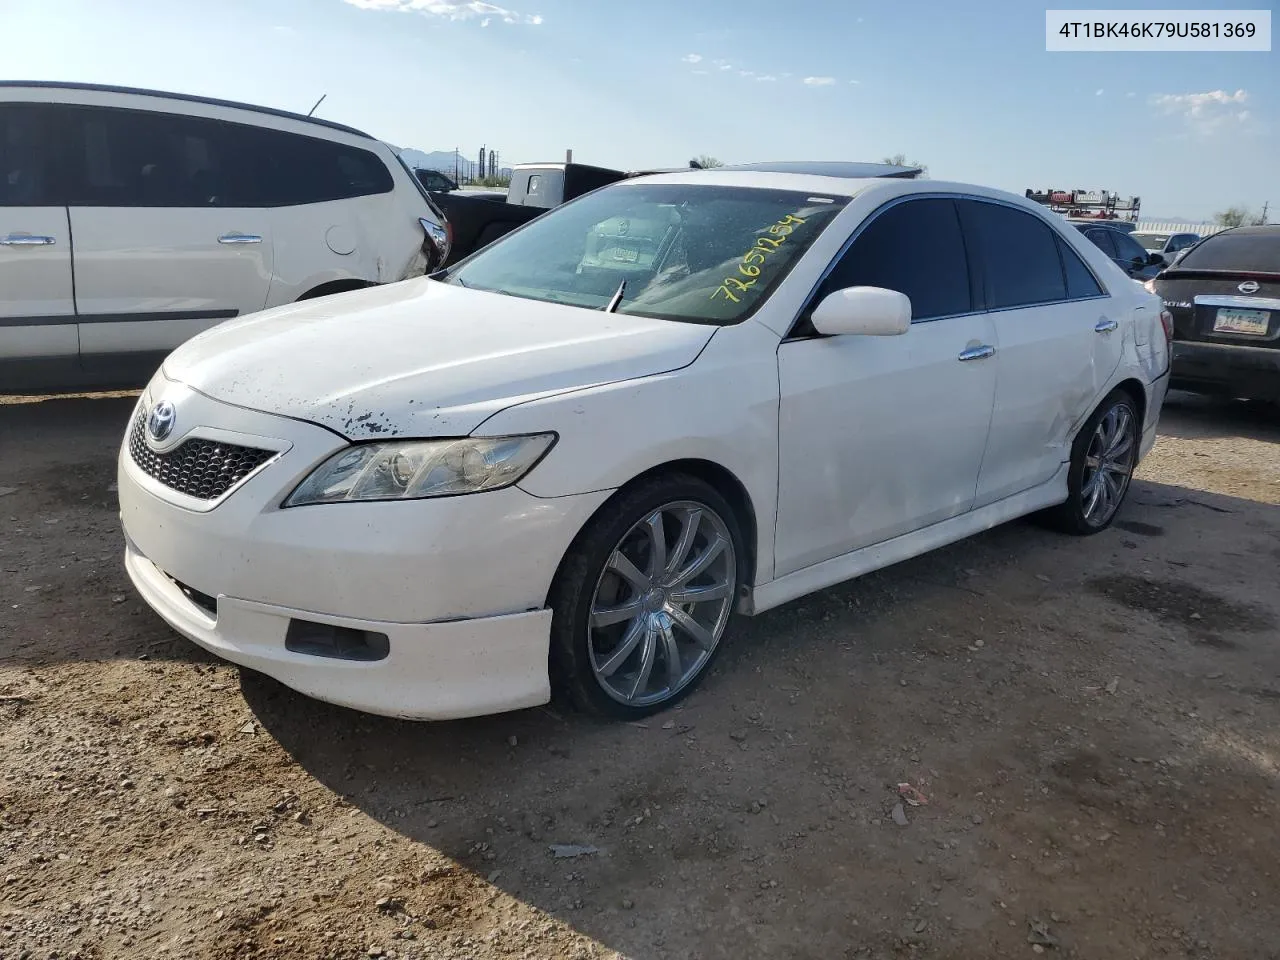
[1131,233,1169,252]
[444,183,849,325]
[1175,230,1280,273]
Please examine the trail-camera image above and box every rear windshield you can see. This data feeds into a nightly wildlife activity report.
[1175,231,1280,273]
[445,183,849,325]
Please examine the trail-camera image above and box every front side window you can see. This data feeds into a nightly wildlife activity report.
[813,198,972,321]
[1113,231,1150,263]
[961,201,1067,308]
[1170,234,1198,251]
[0,103,61,206]
[445,183,849,325]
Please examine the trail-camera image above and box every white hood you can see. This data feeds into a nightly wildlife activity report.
[162,279,716,439]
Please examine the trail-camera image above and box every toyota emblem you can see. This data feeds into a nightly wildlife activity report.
[1238,280,1260,295]
[147,401,177,443]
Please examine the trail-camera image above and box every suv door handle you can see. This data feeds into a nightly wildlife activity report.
[958,345,995,362]
[218,233,262,244]
[1095,318,1119,333]
[0,234,56,246]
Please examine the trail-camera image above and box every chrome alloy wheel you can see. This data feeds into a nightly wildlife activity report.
[587,501,737,708]
[1080,401,1136,527]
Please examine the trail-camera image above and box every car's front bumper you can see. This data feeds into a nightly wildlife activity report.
[1171,341,1280,402]
[118,378,611,719]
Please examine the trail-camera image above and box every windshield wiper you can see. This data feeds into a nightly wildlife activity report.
[603,279,626,313]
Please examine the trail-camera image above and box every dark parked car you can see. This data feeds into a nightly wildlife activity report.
[1147,225,1280,402]
[413,168,458,193]
[1074,222,1166,280]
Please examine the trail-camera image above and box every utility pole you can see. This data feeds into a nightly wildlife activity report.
[1260,201,1270,224]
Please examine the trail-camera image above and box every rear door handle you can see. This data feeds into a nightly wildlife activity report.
[0,234,56,246]
[1095,318,1119,333]
[958,345,995,362]
[218,233,262,244]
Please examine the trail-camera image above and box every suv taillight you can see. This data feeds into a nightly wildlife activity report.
[1159,308,1174,344]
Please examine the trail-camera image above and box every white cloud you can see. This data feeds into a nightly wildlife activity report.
[719,64,733,71]
[341,0,542,25]
[848,79,861,85]
[803,76,836,87]
[1095,88,1104,96]
[1126,91,1136,98]
[756,74,777,82]
[691,69,709,75]
[1151,89,1252,135]
[682,53,702,63]
[739,69,755,77]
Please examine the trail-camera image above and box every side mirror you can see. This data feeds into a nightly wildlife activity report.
[1147,252,1167,267]
[811,286,912,337]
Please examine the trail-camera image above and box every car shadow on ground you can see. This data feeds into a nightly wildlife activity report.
[1158,390,1280,443]
[239,477,1280,959]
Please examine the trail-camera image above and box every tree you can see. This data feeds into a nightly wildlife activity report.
[1214,206,1250,228]
[881,153,928,176]
[691,155,723,169]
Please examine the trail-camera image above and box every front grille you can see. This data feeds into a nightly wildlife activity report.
[129,412,275,501]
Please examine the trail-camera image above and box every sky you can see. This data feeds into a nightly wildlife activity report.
[1,0,1275,222]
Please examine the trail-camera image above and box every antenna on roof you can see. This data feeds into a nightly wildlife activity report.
[306,93,327,117]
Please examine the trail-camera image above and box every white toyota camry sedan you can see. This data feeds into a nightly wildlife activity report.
[118,164,1172,721]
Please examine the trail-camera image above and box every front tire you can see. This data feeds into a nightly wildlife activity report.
[1044,389,1140,535]
[548,474,744,720]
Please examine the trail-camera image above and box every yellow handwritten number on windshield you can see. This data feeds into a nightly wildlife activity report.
[711,214,807,303]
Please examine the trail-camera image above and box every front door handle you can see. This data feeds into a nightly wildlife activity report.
[958,344,996,362]
[0,234,56,246]
[218,233,262,244]
[1095,318,1119,333]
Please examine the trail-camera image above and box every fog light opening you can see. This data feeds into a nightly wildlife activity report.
[285,619,390,662]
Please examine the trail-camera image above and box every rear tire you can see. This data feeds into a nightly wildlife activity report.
[1043,389,1140,536]
[548,474,745,720]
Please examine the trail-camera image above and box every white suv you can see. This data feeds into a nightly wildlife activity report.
[1,82,447,392]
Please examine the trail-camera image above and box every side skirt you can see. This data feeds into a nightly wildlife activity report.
[743,464,1069,616]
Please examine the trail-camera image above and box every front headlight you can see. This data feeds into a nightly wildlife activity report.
[284,434,556,506]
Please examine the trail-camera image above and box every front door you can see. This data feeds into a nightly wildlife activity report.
[0,102,77,384]
[58,103,273,368]
[960,200,1124,506]
[775,197,998,577]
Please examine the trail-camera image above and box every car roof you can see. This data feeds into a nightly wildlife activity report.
[0,80,374,139]
[715,161,923,179]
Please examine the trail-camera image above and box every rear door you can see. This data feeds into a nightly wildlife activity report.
[63,103,273,368]
[0,101,77,377]
[962,200,1123,506]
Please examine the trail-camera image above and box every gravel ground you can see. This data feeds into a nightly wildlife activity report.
[1,391,1278,960]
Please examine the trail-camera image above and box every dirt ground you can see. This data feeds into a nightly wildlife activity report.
[1,391,1278,960]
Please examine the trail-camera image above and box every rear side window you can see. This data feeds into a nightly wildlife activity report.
[817,198,972,321]
[1057,237,1104,298]
[1175,231,1280,273]
[960,201,1067,309]
[1083,228,1118,258]
[0,103,63,206]
[53,104,389,208]
[232,125,392,206]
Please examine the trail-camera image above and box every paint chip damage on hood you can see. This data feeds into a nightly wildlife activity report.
[161,278,716,439]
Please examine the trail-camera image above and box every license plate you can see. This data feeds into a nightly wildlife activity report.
[611,246,639,263]
[1213,307,1269,336]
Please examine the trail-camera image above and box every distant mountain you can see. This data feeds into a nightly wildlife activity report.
[399,147,513,178]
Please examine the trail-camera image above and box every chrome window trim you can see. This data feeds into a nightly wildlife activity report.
[783,191,1114,340]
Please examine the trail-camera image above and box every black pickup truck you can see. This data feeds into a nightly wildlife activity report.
[431,162,640,265]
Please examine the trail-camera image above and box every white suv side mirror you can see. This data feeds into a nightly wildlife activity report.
[810,286,912,336]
